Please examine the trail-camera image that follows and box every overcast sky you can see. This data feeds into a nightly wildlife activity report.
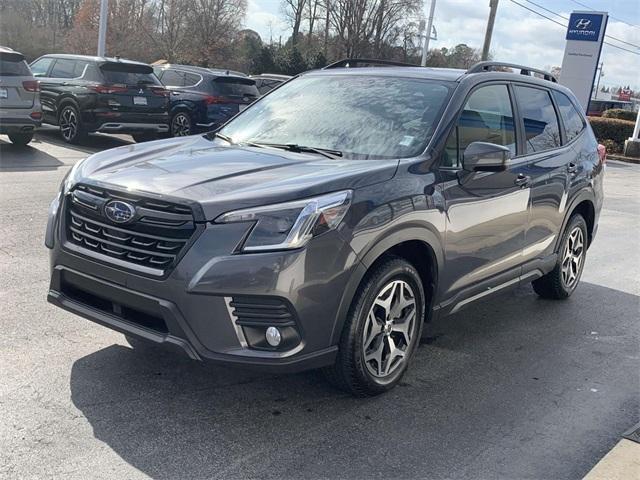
[244,0,640,89]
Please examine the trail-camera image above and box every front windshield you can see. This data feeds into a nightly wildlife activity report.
[219,74,453,159]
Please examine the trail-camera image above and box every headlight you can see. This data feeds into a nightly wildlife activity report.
[216,190,352,251]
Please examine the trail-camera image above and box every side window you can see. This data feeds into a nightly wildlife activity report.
[49,59,77,79]
[183,73,201,87]
[30,57,53,77]
[552,91,586,143]
[442,84,516,168]
[74,61,89,78]
[515,86,562,153]
[160,69,185,87]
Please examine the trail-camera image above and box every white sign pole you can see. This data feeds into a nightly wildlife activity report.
[559,11,608,113]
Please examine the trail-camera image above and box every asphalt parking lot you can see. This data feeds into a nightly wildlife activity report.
[1,130,638,480]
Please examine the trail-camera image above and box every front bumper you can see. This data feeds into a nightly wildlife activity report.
[46,206,360,372]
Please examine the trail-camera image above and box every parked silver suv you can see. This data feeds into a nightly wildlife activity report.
[0,46,42,146]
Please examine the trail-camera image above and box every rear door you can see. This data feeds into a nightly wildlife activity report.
[0,51,36,111]
[37,57,84,122]
[513,85,571,264]
[97,62,168,118]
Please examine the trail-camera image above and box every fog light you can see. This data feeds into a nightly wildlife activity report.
[265,326,282,347]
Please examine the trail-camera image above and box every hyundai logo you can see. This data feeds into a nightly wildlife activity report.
[104,200,136,224]
[575,18,592,29]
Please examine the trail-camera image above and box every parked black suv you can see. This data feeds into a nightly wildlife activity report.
[46,60,604,396]
[153,64,259,137]
[30,54,169,143]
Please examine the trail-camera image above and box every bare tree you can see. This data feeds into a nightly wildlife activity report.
[282,0,306,45]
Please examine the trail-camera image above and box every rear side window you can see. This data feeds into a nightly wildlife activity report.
[212,77,259,98]
[515,86,561,153]
[30,57,54,77]
[552,91,585,143]
[443,84,516,168]
[100,63,161,86]
[158,69,184,86]
[50,59,78,78]
[0,57,31,76]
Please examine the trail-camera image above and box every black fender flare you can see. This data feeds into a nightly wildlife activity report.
[329,226,444,345]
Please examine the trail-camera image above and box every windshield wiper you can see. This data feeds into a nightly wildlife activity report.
[206,132,234,143]
[248,142,342,159]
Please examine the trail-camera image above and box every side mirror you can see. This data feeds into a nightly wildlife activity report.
[462,142,512,172]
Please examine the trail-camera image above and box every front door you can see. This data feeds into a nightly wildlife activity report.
[438,83,530,307]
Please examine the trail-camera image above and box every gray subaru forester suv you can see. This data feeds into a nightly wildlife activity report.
[46,60,604,396]
[0,47,42,145]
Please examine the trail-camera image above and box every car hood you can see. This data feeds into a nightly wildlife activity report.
[74,135,399,220]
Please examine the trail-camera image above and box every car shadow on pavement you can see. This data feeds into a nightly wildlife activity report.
[0,140,64,171]
[35,128,133,154]
[69,282,639,480]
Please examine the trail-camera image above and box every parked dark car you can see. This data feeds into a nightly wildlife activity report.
[46,60,604,396]
[0,46,42,145]
[250,73,291,94]
[29,54,169,143]
[153,64,259,137]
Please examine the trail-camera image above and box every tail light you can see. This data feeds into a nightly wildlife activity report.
[150,87,170,97]
[90,85,129,94]
[22,80,40,92]
[597,144,607,165]
[30,111,42,120]
[204,95,225,105]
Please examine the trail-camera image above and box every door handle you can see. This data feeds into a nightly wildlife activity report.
[567,162,578,173]
[514,173,531,187]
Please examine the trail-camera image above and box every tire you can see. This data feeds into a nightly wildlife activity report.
[58,104,85,144]
[8,132,33,146]
[171,112,192,137]
[323,256,425,396]
[532,213,588,299]
[132,133,158,143]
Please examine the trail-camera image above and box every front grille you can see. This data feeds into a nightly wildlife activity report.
[229,296,296,327]
[65,184,196,273]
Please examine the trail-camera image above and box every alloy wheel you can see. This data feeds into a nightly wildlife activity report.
[172,113,191,136]
[60,107,78,142]
[362,280,417,378]
[561,226,585,289]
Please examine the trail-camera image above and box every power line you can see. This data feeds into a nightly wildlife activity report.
[566,0,640,30]
[508,0,640,56]
[520,0,640,50]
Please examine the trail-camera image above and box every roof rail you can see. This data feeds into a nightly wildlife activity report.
[324,58,419,69]
[466,61,558,83]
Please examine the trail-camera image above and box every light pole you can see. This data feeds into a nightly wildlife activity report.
[421,0,437,66]
[97,0,108,57]
[482,0,499,61]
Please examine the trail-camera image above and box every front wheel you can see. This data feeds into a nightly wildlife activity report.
[532,213,588,299]
[323,256,425,396]
[171,112,192,137]
[8,132,34,146]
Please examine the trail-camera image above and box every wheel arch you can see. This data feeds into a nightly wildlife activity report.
[56,96,80,120]
[557,190,596,251]
[330,228,443,345]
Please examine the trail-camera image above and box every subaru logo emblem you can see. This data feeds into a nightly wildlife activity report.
[575,18,592,29]
[104,200,136,224]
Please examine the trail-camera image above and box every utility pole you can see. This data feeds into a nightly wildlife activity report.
[421,0,436,66]
[481,0,499,61]
[594,62,604,100]
[97,0,108,57]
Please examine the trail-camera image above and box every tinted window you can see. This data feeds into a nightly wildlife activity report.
[220,75,452,159]
[515,86,561,153]
[50,59,77,78]
[159,69,185,86]
[212,77,259,98]
[74,61,89,78]
[553,91,585,142]
[183,73,201,86]
[0,59,31,76]
[100,63,161,86]
[443,84,516,168]
[30,57,54,77]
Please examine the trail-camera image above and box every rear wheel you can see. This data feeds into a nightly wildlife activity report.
[59,105,85,144]
[323,256,425,396]
[8,132,33,146]
[132,133,158,143]
[532,214,588,299]
[171,112,192,137]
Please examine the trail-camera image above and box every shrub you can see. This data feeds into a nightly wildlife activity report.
[588,117,635,149]
[600,139,623,154]
[601,109,638,122]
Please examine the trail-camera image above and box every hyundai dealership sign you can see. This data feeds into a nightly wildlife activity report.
[559,11,608,112]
